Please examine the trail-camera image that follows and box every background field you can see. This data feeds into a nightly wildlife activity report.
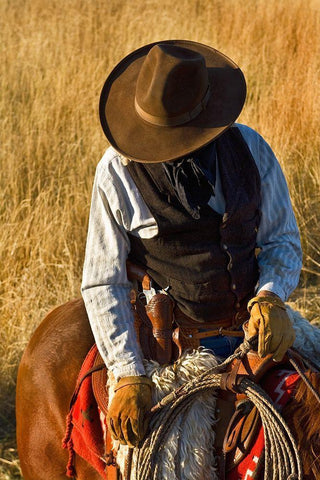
[1,0,320,477]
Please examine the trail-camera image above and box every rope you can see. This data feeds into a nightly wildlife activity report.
[133,339,303,480]
[239,379,302,480]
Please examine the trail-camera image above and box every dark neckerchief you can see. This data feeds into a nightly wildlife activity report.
[162,141,216,219]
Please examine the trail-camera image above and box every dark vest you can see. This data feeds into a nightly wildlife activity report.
[127,127,261,324]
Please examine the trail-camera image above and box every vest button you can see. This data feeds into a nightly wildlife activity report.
[222,244,228,250]
[232,283,237,290]
[235,302,241,309]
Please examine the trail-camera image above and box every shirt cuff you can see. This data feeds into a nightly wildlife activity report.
[112,361,146,381]
[256,282,286,302]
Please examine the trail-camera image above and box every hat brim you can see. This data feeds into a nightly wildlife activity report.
[99,40,246,163]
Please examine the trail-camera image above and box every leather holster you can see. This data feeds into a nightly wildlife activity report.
[131,289,175,365]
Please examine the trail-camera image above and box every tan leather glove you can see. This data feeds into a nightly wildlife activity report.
[107,376,153,447]
[247,295,295,362]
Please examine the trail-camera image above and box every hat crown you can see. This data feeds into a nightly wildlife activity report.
[100,39,247,162]
[135,44,210,125]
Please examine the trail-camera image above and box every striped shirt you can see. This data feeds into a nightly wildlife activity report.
[81,124,302,380]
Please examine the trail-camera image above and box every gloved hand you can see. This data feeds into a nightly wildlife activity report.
[247,294,295,362]
[107,376,153,447]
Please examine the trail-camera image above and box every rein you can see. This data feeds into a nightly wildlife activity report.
[287,350,320,406]
[131,338,307,480]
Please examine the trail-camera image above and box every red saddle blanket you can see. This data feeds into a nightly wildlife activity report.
[62,345,109,479]
[63,346,299,479]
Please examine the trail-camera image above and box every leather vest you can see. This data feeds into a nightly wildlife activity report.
[127,127,261,324]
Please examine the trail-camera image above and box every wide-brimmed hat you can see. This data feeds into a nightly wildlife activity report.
[99,40,246,163]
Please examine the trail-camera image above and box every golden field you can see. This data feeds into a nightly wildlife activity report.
[0,0,319,477]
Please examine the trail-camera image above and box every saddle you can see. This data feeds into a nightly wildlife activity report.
[91,261,307,477]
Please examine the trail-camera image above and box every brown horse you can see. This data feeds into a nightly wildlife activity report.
[16,298,320,480]
[16,299,102,480]
[282,371,320,479]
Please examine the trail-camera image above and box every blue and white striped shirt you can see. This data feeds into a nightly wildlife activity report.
[81,124,302,379]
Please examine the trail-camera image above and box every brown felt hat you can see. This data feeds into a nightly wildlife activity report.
[99,40,246,163]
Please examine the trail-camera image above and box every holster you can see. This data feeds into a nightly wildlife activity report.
[130,289,175,365]
[127,262,202,364]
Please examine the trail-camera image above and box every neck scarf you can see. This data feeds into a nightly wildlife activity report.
[162,141,216,219]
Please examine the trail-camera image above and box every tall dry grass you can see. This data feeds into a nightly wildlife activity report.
[0,0,319,477]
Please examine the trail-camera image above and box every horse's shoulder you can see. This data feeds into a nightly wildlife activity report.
[45,297,87,324]
[19,298,93,377]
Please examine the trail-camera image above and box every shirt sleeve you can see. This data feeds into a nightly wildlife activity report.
[239,125,302,301]
[81,156,146,380]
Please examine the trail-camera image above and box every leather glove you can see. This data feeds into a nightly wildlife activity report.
[107,376,153,447]
[247,295,295,362]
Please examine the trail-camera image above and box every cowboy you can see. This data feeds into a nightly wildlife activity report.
[81,40,302,449]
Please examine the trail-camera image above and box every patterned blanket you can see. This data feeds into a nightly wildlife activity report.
[62,345,113,479]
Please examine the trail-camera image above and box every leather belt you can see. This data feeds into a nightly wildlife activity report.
[174,306,249,330]
[191,328,244,339]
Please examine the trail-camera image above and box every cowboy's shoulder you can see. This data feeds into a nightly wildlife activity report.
[95,146,128,183]
[235,123,278,172]
[235,123,268,146]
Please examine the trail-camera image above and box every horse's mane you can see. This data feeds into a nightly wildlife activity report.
[282,371,320,479]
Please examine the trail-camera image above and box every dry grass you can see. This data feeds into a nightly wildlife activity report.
[1,0,320,477]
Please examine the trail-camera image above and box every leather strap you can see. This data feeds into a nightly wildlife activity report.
[174,306,249,329]
[223,401,261,471]
[191,328,244,339]
[172,325,244,359]
[135,85,211,127]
